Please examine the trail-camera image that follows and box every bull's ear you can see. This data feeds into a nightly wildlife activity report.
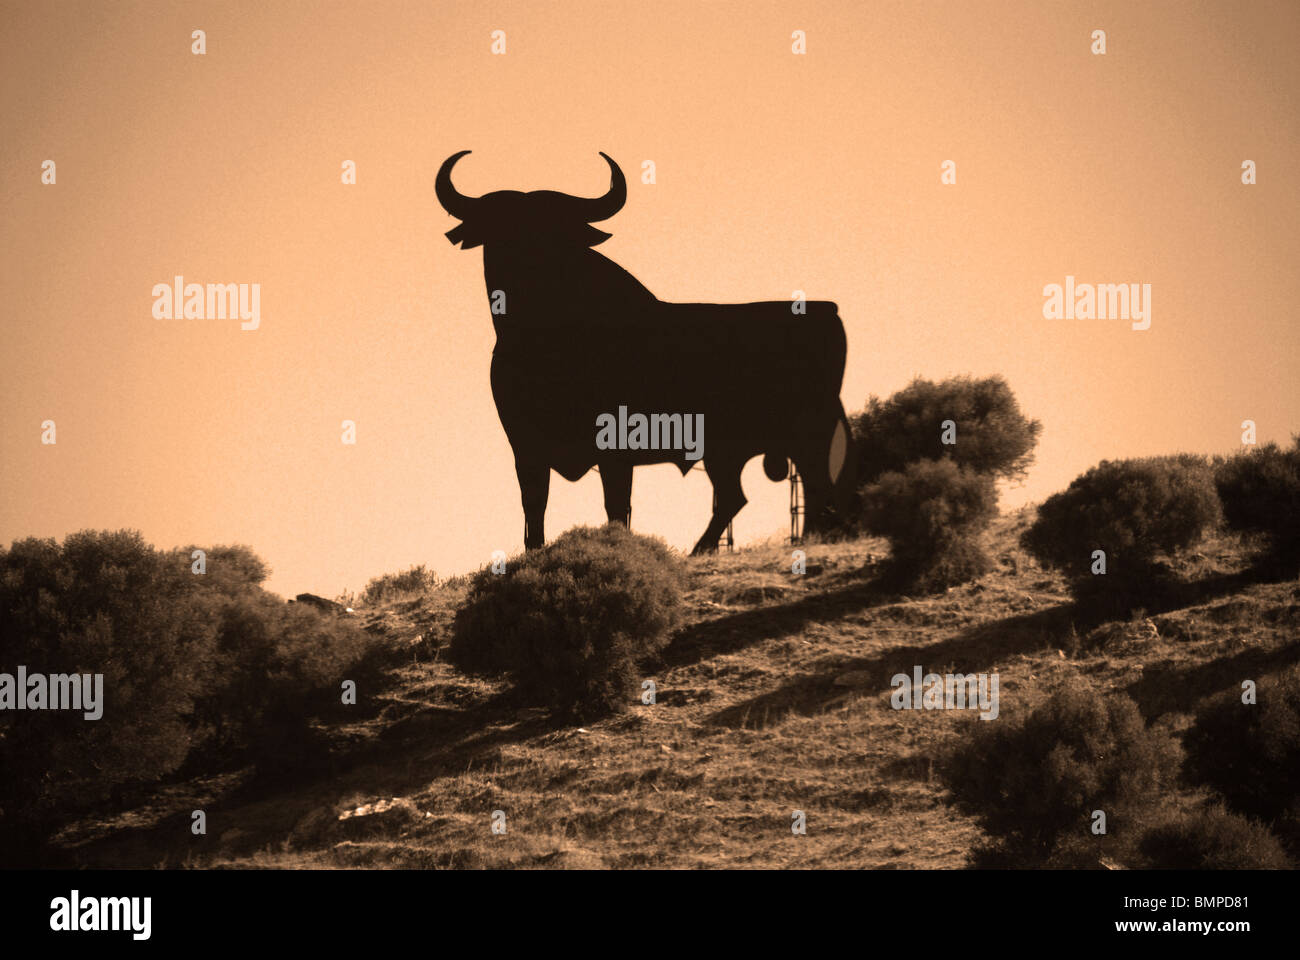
[445,223,484,249]
[582,226,613,246]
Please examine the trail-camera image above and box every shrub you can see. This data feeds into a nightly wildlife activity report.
[448,525,686,719]
[0,530,383,840]
[1139,804,1292,869]
[1021,455,1223,611]
[170,540,383,775]
[942,676,1182,865]
[860,459,997,590]
[851,375,1042,487]
[1183,665,1300,826]
[0,531,216,832]
[190,591,381,776]
[1214,438,1300,574]
[360,564,437,606]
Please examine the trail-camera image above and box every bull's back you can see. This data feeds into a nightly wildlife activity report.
[654,300,845,377]
[619,301,847,406]
[491,298,848,476]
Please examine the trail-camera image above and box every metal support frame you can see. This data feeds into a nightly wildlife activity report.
[789,462,804,544]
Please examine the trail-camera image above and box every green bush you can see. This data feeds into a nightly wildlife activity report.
[1214,438,1300,574]
[942,676,1182,865]
[448,525,686,719]
[1021,455,1223,611]
[851,375,1042,486]
[1139,804,1292,869]
[1183,665,1300,826]
[860,459,997,590]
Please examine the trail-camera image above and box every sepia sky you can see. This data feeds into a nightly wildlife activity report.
[2,0,1297,599]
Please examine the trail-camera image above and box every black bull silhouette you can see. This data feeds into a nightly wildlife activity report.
[437,151,856,554]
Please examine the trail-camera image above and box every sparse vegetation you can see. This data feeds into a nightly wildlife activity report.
[447,524,686,719]
[1021,455,1223,612]
[359,564,438,606]
[6,487,1297,871]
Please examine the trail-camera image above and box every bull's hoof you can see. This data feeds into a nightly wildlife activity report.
[690,542,719,556]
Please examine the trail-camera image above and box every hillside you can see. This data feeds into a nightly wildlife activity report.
[54,511,1299,869]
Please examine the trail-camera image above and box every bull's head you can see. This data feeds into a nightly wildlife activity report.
[436,151,626,249]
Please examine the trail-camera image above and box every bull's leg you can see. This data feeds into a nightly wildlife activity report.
[515,459,550,550]
[600,460,633,528]
[795,435,833,536]
[798,465,832,535]
[691,461,746,555]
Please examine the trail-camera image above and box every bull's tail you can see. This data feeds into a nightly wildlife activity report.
[763,401,857,531]
[827,402,856,519]
[762,412,851,488]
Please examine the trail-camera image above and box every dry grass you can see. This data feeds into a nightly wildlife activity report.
[58,515,1299,869]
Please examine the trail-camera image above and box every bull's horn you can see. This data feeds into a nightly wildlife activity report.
[436,150,477,218]
[574,152,626,222]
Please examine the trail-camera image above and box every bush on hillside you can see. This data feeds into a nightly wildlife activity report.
[1138,804,1292,869]
[942,676,1182,865]
[0,530,382,835]
[172,541,387,774]
[1214,438,1300,575]
[190,591,382,776]
[1021,455,1222,612]
[1182,664,1300,828]
[851,375,1042,487]
[447,525,686,719]
[860,459,997,590]
[0,531,214,829]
